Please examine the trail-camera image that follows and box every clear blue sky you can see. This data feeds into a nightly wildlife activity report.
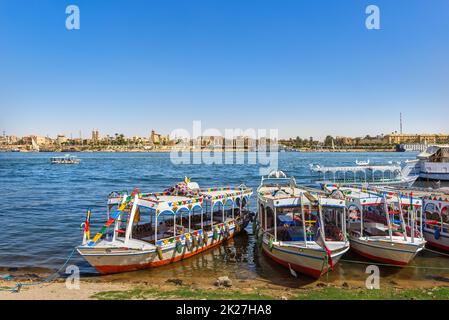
[0,0,448,140]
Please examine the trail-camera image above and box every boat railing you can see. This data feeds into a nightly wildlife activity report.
[155,218,238,246]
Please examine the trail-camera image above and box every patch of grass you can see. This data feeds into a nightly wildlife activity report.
[294,287,449,300]
[92,287,274,300]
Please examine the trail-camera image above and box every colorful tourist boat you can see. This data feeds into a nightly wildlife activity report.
[324,184,426,265]
[77,178,253,274]
[422,195,449,251]
[256,171,350,278]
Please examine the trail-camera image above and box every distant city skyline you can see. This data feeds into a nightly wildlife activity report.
[1,0,448,140]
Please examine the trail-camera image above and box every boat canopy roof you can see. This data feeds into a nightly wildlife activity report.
[324,184,422,207]
[108,185,253,215]
[258,173,345,209]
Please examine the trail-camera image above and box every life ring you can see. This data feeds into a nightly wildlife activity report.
[175,240,183,253]
[156,245,163,260]
[435,229,441,240]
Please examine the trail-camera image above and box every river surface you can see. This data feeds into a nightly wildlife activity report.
[1,151,449,285]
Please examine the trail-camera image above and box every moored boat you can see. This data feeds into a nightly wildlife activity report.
[422,195,449,251]
[77,178,253,274]
[324,185,426,265]
[256,171,350,278]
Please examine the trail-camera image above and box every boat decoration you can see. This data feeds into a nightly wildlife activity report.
[256,170,350,279]
[77,178,253,274]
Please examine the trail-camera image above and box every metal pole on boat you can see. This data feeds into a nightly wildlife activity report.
[222,202,225,224]
[201,206,204,230]
[383,194,393,242]
[397,193,408,242]
[155,212,158,243]
[300,193,307,247]
[360,205,364,238]
[410,194,414,243]
[420,204,423,237]
[232,198,235,221]
[274,205,277,241]
[124,194,139,245]
[239,196,242,219]
[318,199,325,240]
[189,210,191,233]
[211,202,214,230]
[343,205,347,241]
[263,201,267,231]
[174,212,176,237]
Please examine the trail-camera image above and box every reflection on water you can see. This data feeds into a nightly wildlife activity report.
[1,151,449,287]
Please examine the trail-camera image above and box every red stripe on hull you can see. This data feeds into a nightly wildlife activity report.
[95,233,235,274]
[351,247,408,266]
[262,247,323,279]
[426,240,449,252]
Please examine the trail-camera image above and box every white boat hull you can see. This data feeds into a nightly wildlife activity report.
[261,236,349,278]
[349,235,425,265]
[423,227,449,251]
[78,224,242,274]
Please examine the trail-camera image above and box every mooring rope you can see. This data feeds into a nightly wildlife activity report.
[0,248,77,293]
[340,258,449,270]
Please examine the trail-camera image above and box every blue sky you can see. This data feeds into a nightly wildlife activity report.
[0,0,448,140]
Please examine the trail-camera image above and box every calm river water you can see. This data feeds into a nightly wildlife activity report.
[1,151,448,285]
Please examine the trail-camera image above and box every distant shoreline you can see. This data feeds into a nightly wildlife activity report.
[0,147,399,153]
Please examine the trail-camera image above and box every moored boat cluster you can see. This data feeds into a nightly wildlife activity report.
[77,172,449,279]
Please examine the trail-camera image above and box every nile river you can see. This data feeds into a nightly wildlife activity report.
[1,151,449,285]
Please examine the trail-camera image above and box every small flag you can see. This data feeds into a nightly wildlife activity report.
[84,208,91,240]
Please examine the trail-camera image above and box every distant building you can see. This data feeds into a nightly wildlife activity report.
[56,134,68,144]
[384,133,449,145]
[91,129,100,143]
[150,130,169,145]
[23,135,48,146]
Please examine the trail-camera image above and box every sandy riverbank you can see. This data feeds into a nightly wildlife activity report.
[1,271,449,300]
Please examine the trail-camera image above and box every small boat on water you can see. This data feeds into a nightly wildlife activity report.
[50,154,80,164]
[77,178,253,274]
[422,195,449,251]
[324,184,426,265]
[256,171,350,278]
